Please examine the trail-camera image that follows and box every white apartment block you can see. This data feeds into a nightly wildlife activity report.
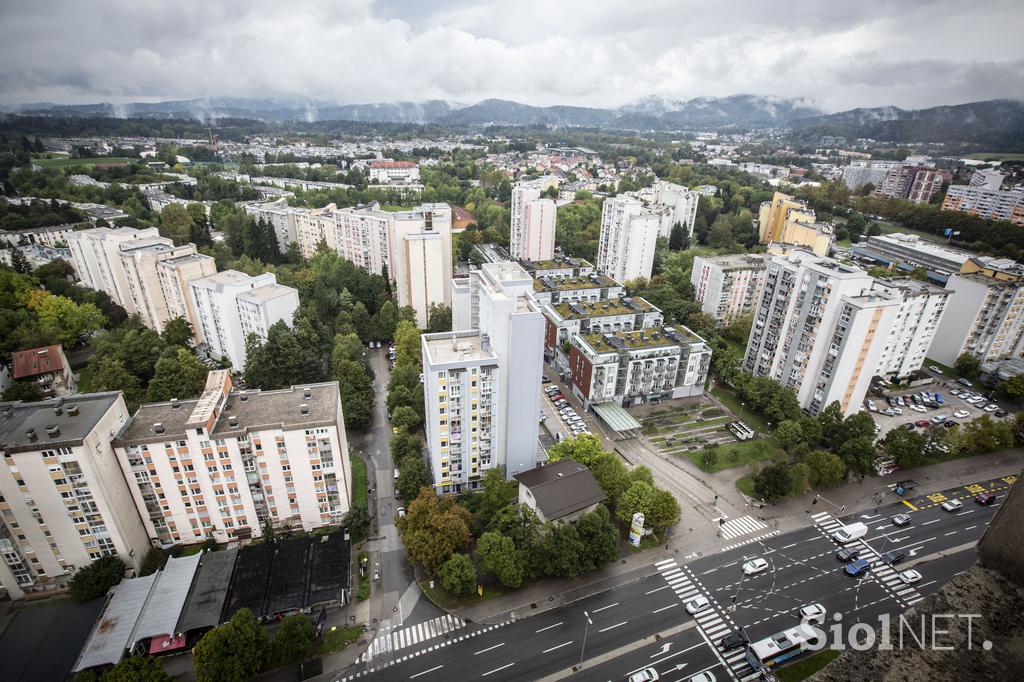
[368,161,421,184]
[510,182,557,262]
[568,326,711,409]
[542,296,662,375]
[530,272,625,306]
[119,238,209,333]
[390,204,453,327]
[0,393,149,600]
[422,262,544,493]
[188,271,299,369]
[929,260,1024,365]
[691,254,771,325]
[113,372,351,546]
[744,254,900,416]
[597,196,660,283]
[871,278,950,379]
[942,185,1024,226]
[643,180,701,240]
[156,252,218,342]
[67,226,162,311]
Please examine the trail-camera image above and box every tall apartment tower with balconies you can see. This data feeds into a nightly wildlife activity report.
[596,195,660,283]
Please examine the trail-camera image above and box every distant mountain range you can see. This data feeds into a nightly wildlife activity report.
[3,95,1023,148]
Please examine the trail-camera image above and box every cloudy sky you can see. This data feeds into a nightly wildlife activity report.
[1,0,1022,112]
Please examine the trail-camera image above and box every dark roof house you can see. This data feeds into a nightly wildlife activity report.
[514,459,607,523]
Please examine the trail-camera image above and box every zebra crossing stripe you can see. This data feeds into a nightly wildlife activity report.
[655,558,677,567]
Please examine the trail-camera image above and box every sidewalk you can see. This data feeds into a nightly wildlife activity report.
[445,447,1024,625]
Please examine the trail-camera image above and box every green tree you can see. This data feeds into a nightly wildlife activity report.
[100,655,172,682]
[646,487,682,532]
[2,380,43,402]
[393,320,422,365]
[668,223,688,251]
[243,320,324,389]
[997,375,1024,402]
[774,420,806,451]
[489,503,544,577]
[439,553,477,595]
[341,505,371,539]
[426,303,453,333]
[68,556,125,601]
[838,436,876,476]
[477,468,518,527]
[333,358,374,431]
[397,489,473,575]
[880,428,927,469]
[708,215,734,248]
[576,504,619,572]
[954,352,981,379]
[396,451,430,502]
[84,356,145,411]
[139,547,168,577]
[147,347,208,402]
[161,316,194,347]
[36,295,104,346]
[699,447,719,471]
[390,431,422,463]
[158,203,194,244]
[539,522,586,577]
[963,415,1015,453]
[753,464,792,503]
[391,405,421,433]
[193,608,269,682]
[805,450,846,489]
[273,614,316,664]
[476,531,524,588]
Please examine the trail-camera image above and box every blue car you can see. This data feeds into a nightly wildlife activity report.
[845,559,872,577]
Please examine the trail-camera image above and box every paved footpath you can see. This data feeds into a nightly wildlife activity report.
[446,447,1024,625]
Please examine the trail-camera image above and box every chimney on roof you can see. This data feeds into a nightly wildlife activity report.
[240,392,248,401]
[170,398,180,409]
[228,416,238,427]
[26,428,37,442]
[154,423,165,434]
[67,405,79,416]
[303,388,312,399]
[300,404,309,415]
[46,425,60,437]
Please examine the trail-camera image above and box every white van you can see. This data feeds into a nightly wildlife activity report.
[394,468,400,481]
[832,522,868,544]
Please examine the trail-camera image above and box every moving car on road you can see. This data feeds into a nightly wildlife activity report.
[844,558,872,577]
[799,603,826,625]
[975,492,997,505]
[880,549,907,565]
[627,668,660,682]
[891,513,911,527]
[685,595,710,615]
[719,628,749,651]
[836,547,860,562]
[688,673,716,682]
[899,569,922,584]
[941,499,963,512]
[742,558,769,575]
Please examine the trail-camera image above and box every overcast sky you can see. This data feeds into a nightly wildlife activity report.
[1,0,1022,112]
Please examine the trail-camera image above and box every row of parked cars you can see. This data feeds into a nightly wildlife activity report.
[543,380,592,438]
[949,388,1008,416]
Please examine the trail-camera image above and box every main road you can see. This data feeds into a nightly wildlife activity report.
[333,472,1016,682]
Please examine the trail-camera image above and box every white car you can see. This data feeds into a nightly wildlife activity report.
[688,673,716,682]
[628,668,660,682]
[899,569,922,584]
[799,603,827,625]
[984,404,1000,413]
[931,414,947,423]
[928,365,943,374]
[910,404,927,413]
[892,407,903,415]
[685,595,710,615]
[742,558,769,575]
[953,410,970,419]
[865,400,878,412]
[941,499,963,512]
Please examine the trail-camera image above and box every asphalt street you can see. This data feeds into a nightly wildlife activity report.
[337,472,1015,682]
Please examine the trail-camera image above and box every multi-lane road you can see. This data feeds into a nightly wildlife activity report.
[335,473,1015,682]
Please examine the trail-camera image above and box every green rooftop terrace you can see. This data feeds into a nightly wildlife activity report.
[533,273,620,292]
[552,296,655,319]
[579,325,705,353]
[526,257,594,271]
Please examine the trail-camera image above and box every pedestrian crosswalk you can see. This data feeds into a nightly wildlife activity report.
[809,511,923,606]
[358,614,465,662]
[655,558,756,681]
[719,515,767,540]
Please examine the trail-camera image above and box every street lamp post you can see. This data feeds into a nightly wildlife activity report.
[578,611,593,669]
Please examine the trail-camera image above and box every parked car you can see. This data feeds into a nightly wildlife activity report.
[910,405,927,413]
[930,414,947,423]
[957,378,974,387]
[984,404,1000,413]
[742,558,769,575]
[844,559,872,577]
[928,365,943,374]
[995,409,1009,417]
[865,400,878,412]
[975,492,997,505]
[949,389,962,397]
[914,419,931,427]
[941,499,963,512]
[891,513,911,527]
[899,569,922,585]
[953,410,970,419]
[944,420,958,428]
[903,422,916,430]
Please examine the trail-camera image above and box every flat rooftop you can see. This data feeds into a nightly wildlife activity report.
[522,257,593,271]
[551,296,656,319]
[115,382,340,446]
[533,273,619,292]
[701,253,771,270]
[866,233,972,263]
[422,333,497,365]
[237,283,296,303]
[581,328,680,352]
[0,393,121,453]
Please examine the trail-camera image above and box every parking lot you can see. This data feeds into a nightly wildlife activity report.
[541,379,593,441]
[867,383,1011,439]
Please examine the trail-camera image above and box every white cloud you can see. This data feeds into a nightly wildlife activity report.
[0,0,1021,111]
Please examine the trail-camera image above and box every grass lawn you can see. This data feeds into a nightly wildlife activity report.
[874,220,948,245]
[320,625,365,654]
[419,578,509,610]
[33,156,136,168]
[684,438,785,473]
[964,152,1024,162]
[710,384,770,432]
[379,204,415,212]
[351,454,368,510]
[776,649,842,681]
[736,476,756,497]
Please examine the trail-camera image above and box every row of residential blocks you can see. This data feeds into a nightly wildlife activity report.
[692,240,1024,415]
[0,371,351,600]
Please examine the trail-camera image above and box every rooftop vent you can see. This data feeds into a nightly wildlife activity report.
[228,416,238,427]
[46,425,60,437]
[26,427,37,441]
[303,388,312,399]
[300,404,309,415]
[53,405,63,417]
[240,392,248,402]
[170,398,180,409]
[153,423,165,434]
[67,405,79,416]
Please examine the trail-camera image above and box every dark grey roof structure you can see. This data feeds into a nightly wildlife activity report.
[514,459,607,521]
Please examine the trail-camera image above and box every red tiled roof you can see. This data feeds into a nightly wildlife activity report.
[12,345,65,379]
[369,161,418,169]
[452,206,477,221]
